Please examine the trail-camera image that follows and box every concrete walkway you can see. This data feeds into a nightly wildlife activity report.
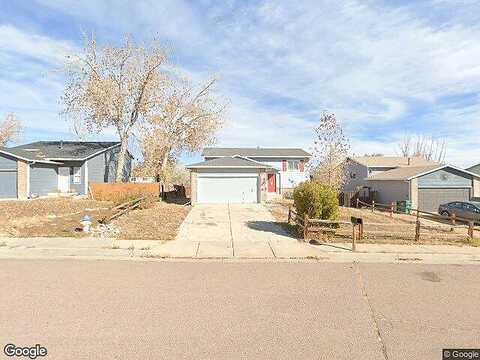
[176,203,299,258]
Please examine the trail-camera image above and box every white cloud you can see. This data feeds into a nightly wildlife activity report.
[0,24,75,65]
[2,0,480,166]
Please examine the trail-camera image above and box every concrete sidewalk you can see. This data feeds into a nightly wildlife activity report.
[1,236,480,264]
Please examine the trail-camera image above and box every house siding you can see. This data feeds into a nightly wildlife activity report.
[30,164,58,196]
[61,161,86,195]
[204,157,309,190]
[87,148,131,183]
[367,180,410,205]
[417,168,472,188]
[343,161,369,192]
[0,153,17,169]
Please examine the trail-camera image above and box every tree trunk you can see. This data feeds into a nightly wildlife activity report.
[115,136,129,182]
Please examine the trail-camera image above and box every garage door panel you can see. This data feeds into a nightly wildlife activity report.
[418,188,470,212]
[0,171,17,198]
[197,176,258,204]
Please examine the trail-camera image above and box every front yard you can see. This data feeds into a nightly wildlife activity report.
[267,200,479,246]
[0,198,190,240]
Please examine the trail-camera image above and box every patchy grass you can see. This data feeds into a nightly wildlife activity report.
[112,201,191,240]
[0,197,191,241]
[266,199,477,246]
[0,198,113,238]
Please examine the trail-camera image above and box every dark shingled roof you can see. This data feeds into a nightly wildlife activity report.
[202,147,311,158]
[3,141,120,161]
[187,156,272,169]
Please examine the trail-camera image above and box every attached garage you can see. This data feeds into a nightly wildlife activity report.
[418,188,470,212]
[187,156,275,205]
[197,175,258,204]
[0,153,18,198]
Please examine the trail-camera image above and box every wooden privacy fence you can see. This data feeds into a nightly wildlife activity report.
[356,199,479,242]
[288,207,362,251]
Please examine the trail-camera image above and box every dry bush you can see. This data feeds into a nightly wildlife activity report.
[90,182,160,205]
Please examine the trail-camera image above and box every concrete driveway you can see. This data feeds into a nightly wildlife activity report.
[176,204,300,257]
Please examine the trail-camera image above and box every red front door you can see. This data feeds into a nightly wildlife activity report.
[267,173,276,193]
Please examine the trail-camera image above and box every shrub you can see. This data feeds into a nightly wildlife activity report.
[293,181,339,220]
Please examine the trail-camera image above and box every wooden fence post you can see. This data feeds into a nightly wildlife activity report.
[468,221,474,240]
[352,224,357,252]
[287,206,291,224]
[415,218,421,242]
[303,214,309,241]
[371,200,375,213]
[359,221,364,240]
[451,213,456,226]
[390,202,395,217]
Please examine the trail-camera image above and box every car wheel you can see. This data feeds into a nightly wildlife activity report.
[440,211,450,217]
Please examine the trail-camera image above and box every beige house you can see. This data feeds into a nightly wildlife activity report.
[344,156,480,211]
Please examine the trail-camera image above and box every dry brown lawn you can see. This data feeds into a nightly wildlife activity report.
[266,200,477,246]
[0,198,113,237]
[112,201,191,240]
[0,198,191,240]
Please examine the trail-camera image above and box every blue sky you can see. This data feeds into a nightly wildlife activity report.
[1,0,480,167]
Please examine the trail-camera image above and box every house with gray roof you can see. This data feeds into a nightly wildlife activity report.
[344,156,480,211]
[0,141,132,199]
[186,148,311,204]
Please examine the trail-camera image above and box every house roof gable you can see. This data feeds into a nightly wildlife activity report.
[367,164,480,181]
[4,141,121,162]
[350,156,438,168]
[186,156,273,169]
[202,147,311,158]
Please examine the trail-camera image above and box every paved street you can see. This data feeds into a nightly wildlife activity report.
[1,260,479,360]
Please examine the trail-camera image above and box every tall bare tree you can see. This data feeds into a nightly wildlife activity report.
[309,111,350,190]
[398,135,446,163]
[139,77,225,181]
[0,113,23,146]
[62,35,168,181]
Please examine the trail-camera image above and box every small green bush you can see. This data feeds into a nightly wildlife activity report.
[293,181,339,220]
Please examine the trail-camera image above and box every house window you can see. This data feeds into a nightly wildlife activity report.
[73,167,81,184]
[287,160,299,171]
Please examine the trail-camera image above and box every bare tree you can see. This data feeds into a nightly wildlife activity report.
[139,77,225,181]
[0,113,23,146]
[309,111,350,190]
[62,35,168,181]
[398,135,446,163]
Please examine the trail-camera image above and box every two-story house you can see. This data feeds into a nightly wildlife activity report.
[186,147,311,204]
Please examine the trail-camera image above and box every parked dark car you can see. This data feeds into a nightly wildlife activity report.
[438,201,480,222]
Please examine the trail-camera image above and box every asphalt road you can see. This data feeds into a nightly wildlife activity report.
[0,260,479,360]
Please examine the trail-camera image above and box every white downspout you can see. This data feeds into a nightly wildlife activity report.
[84,160,89,196]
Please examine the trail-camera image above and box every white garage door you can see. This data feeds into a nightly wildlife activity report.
[197,175,258,203]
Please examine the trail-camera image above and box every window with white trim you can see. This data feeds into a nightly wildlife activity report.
[73,167,81,184]
[287,160,300,171]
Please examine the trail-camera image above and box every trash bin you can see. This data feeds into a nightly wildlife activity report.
[396,200,412,214]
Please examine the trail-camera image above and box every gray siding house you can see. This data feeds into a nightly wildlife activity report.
[344,156,480,212]
[0,141,132,199]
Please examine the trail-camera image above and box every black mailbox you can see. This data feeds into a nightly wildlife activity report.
[351,217,363,225]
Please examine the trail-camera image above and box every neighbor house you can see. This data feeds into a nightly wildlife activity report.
[344,156,480,211]
[186,147,311,204]
[0,141,132,199]
[467,163,480,176]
